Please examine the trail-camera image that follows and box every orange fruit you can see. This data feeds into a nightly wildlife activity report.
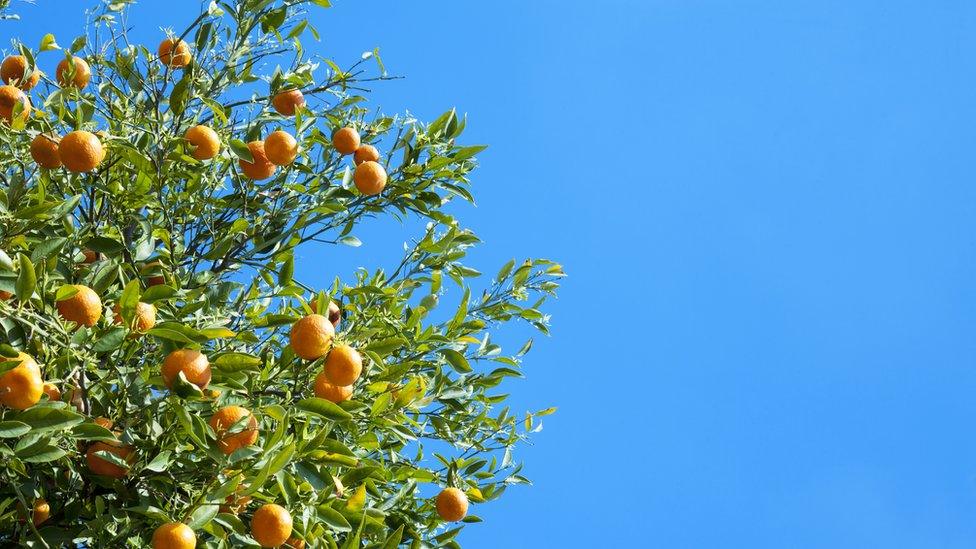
[59,131,105,173]
[1,55,39,90]
[332,127,360,155]
[42,382,60,402]
[142,261,166,286]
[354,144,380,165]
[32,498,49,526]
[353,161,387,196]
[272,89,305,116]
[289,314,334,361]
[264,130,298,166]
[310,298,341,328]
[324,344,362,386]
[185,125,220,160]
[112,301,157,334]
[161,349,211,390]
[435,487,469,522]
[56,56,91,88]
[239,140,276,180]
[284,537,305,549]
[56,284,102,327]
[86,439,135,478]
[152,522,196,549]
[81,249,99,264]
[0,353,42,410]
[251,503,292,548]
[0,290,11,300]
[219,486,252,514]
[0,85,29,123]
[93,416,114,430]
[209,405,259,455]
[158,38,192,68]
[30,134,62,169]
[313,371,352,403]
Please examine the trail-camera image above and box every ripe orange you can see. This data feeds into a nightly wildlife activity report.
[251,503,293,548]
[0,290,11,300]
[332,127,360,155]
[284,537,305,549]
[289,314,334,361]
[324,344,362,386]
[152,522,196,549]
[313,371,353,403]
[272,89,305,116]
[56,284,102,327]
[42,382,60,402]
[142,261,166,286]
[158,38,192,68]
[161,349,211,390]
[30,134,62,169]
[435,487,469,522]
[0,353,42,410]
[264,130,298,166]
[209,405,259,455]
[93,416,114,430]
[86,439,135,478]
[56,56,91,88]
[0,84,29,123]
[353,161,387,196]
[1,55,39,90]
[219,486,252,514]
[32,498,49,526]
[309,298,341,328]
[185,125,220,160]
[239,140,276,180]
[113,301,157,334]
[354,144,380,165]
[59,131,105,173]
[81,249,99,264]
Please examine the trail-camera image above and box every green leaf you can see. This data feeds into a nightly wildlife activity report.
[15,254,35,301]
[0,249,14,271]
[213,352,262,371]
[19,445,67,463]
[93,328,127,352]
[38,33,59,51]
[144,450,172,472]
[317,504,351,532]
[441,349,472,373]
[70,423,116,441]
[229,139,253,162]
[118,279,141,324]
[296,398,353,421]
[187,504,219,530]
[381,525,405,549]
[0,421,30,438]
[16,407,84,432]
[338,236,361,247]
[279,253,294,286]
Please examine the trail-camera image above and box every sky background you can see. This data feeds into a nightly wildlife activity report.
[6,0,976,547]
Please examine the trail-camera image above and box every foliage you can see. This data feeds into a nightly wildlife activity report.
[0,0,562,547]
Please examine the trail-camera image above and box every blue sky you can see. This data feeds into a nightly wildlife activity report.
[8,0,976,547]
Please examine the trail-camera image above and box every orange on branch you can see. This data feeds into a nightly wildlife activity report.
[59,131,104,173]
[32,499,49,526]
[42,382,60,402]
[0,84,29,123]
[251,503,293,548]
[30,134,61,169]
[324,344,362,386]
[309,297,341,328]
[86,439,135,478]
[161,349,211,390]
[354,144,380,165]
[142,260,167,286]
[81,249,99,264]
[332,127,360,155]
[313,371,353,403]
[56,285,103,327]
[152,522,196,549]
[158,37,192,68]
[354,161,387,196]
[0,353,42,410]
[0,290,11,300]
[113,301,157,334]
[56,56,90,88]
[435,487,469,522]
[209,405,259,455]
[272,89,305,116]
[265,130,298,165]
[185,125,220,160]
[1,55,39,89]
[289,314,334,361]
[239,140,276,180]
[284,537,305,549]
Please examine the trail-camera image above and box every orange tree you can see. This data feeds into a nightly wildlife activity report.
[0,0,562,547]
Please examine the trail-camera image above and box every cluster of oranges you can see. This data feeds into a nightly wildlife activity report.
[0,35,464,548]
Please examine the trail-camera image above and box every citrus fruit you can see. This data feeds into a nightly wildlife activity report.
[435,487,469,522]
[86,439,135,478]
[264,130,298,165]
[0,84,29,122]
[81,249,99,264]
[42,382,60,402]
[161,349,211,390]
[289,314,334,361]
[324,344,362,386]
[310,297,341,328]
[142,261,166,286]
[56,56,90,88]
[313,371,353,403]
[56,285,102,327]
[158,38,192,68]
[152,522,196,549]
[353,144,379,165]
[185,125,220,160]
[1,55,39,90]
[272,89,304,116]
[251,503,292,548]
[30,134,61,168]
[239,140,276,180]
[353,161,387,196]
[32,499,49,526]
[59,131,104,173]
[0,353,42,410]
[332,127,360,155]
[112,301,157,334]
[209,405,258,455]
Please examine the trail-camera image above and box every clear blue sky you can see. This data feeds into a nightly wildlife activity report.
[8,0,976,547]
